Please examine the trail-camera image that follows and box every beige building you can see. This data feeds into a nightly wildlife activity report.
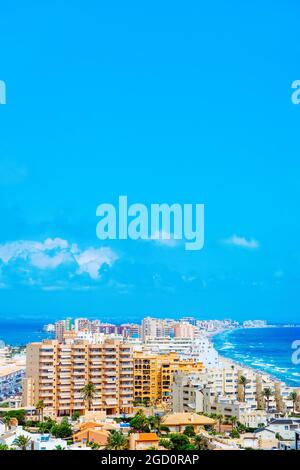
[172,367,300,420]
[161,412,215,433]
[22,338,134,417]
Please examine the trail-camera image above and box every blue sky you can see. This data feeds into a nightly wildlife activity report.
[0,1,300,322]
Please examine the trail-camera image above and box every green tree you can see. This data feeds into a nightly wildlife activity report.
[183,425,196,437]
[0,444,9,450]
[106,430,128,450]
[147,415,169,436]
[54,445,65,451]
[262,388,273,412]
[229,416,237,430]
[3,410,26,426]
[238,376,248,402]
[81,383,96,411]
[13,435,31,451]
[72,411,80,422]
[216,414,223,433]
[36,400,45,422]
[130,410,150,432]
[288,391,298,415]
[51,418,72,439]
[3,415,12,431]
[38,418,56,434]
[88,441,101,450]
[159,433,195,451]
[230,428,240,439]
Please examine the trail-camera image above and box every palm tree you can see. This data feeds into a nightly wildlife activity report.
[13,435,31,451]
[289,391,298,415]
[238,376,248,402]
[81,383,96,411]
[216,414,223,433]
[229,416,237,430]
[36,400,45,422]
[106,431,128,450]
[148,415,169,436]
[3,415,11,431]
[262,387,273,413]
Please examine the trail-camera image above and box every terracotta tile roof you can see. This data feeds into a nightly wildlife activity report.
[162,412,215,426]
[135,433,159,442]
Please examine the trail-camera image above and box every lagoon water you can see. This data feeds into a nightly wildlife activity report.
[213,327,300,387]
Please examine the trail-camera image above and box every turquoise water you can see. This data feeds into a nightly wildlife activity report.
[213,327,300,387]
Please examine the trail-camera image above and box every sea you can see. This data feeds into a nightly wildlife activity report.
[1,320,300,387]
[0,319,53,347]
[213,327,300,387]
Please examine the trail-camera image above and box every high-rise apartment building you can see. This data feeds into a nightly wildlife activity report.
[141,317,175,340]
[55,318,73,343]
[133,351,203,404]
[174,322,197,339]
[22,338,134,417]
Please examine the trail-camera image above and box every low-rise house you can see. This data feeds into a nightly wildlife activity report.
[0,425,67,450]
[266,418,300,441]
[129,433,160,450]
[238,430,279,450]
[161,412,215,433]
[73,426,110,448]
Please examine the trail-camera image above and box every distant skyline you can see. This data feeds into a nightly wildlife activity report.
[0,1,300,322]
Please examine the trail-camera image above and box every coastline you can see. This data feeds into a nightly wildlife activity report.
[209,327,300,389]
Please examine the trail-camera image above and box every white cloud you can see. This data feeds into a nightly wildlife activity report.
[0,237,118,280]
[223,234,260,249]
[149,230,179,248]
[74,247,118,279]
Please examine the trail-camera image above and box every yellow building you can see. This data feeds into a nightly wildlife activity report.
[134,352,203,405]
[22,338,134,417]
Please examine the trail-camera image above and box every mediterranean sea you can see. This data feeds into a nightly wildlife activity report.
[213,327,300,387]
[0,319,53,346]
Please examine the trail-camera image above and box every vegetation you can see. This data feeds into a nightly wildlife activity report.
[183,425,196,438]
[230,428,240,439]
[50,418,72,439]
[13,435,32,450]
[71,411,81,421]
[36,400,45,422]
[229,416,237,430]
[147,415,169,436]
[238,376,248,402]
[129,410,150,433]
[2,410,26,426]
[87,441,101,450]
[81,383,96,411]
[159,433,196,450]
[192,434,210,450]
[0,444,9,450]
[106,430,128,450]
[288,391,298,415]
[262,388,273,412]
